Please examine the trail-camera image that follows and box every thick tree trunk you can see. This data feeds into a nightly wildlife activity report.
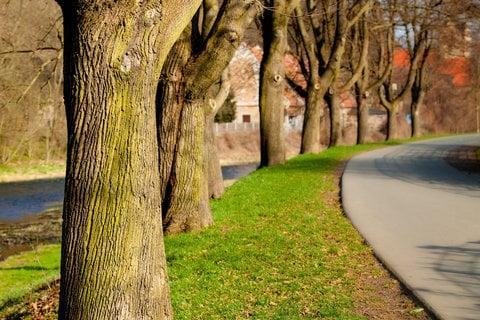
[386,102,401,141]
[259,0,289,167]
[328,92,342,146]
[301,81,325,153]
[205,114,224,199]
[162,100,212,234]
[356,91,370,144]
[411,90,425,137]
[157,28,213,235]
[59,0,201,317]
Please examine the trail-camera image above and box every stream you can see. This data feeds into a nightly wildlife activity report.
[0,163,258,221]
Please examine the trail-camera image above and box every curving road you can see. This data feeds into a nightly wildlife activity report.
[342,134,480,320]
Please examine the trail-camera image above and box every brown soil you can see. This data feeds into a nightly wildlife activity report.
[0,208,62,261]
[446,146,480,174]
[0,281,59,320]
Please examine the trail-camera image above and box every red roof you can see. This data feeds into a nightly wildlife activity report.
[393,48,410,68]
[438,56,470,87]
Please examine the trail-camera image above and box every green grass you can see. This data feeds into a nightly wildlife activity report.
[0,245,61,309]
[0,138,438,318]
[0,163,65,179]
[166,143,400,319]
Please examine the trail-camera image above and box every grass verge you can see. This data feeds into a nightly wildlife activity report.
[0,140,432,319]
[0,245,60,310]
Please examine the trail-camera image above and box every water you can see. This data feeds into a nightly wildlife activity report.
[0,163,259,221]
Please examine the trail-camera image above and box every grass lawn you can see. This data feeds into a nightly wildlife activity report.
[0,140,430,319]
[0,245,60,309]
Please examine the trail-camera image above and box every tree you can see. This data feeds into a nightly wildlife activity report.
[259,0,298,166]
[354,5,392,144]
[292,0,374,153]
[58,1,201,318]
[157,0,259,234]
[0,0,64,163]
[327,18,369,146]
[378,0,429,140]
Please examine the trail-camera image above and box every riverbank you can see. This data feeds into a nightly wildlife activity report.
[0,140,434,319]
[0,208,62,261]
[0,162,65,183]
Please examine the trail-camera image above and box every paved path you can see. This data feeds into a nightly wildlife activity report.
[342,135,480,320]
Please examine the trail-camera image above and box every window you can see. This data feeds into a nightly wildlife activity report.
[242,114,251,123]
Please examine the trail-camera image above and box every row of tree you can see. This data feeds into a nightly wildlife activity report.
[29,0,479,318]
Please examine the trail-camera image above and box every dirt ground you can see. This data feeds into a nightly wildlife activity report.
[0,209,62,261]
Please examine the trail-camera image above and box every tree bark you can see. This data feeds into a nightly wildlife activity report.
[205,69,230,199]
[301,80,326,153]
[328,91,342,146]
[157,31,212,235]
[205,113,224,199]
[259,0,293,166]
[386,102,401,140]
[411,93,424,137]
[162,100,212,234]
[158,0,258,232]
[59,1,201,319]
[356,89,371,144]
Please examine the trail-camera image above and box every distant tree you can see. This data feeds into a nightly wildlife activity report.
[57,0,201,318]
[259,0,298,166]
[292,0,374,153]
[215,91,237,123]
[378,0,430,140]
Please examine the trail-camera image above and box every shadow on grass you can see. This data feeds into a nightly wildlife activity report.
[0,265,58,271]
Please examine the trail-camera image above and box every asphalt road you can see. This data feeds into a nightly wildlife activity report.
[342,134,480,320]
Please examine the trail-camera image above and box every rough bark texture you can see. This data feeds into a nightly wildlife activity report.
[356,89,371,144]
[59,0,201,319]
[259,0,295,166]
[157,0,258,233]
[386,102,401,140]
[328,92,342,146]
[206,69,230,199]
[162,99,212,234]
[205,114,224,198]
[157,28,213,235]
[301,82,324,153]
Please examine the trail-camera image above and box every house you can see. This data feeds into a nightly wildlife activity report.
[227,43,305,130]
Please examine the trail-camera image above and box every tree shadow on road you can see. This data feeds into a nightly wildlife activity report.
[417,241,480,320]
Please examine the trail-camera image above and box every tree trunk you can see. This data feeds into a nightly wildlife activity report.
[356,90,370,144]
[162,100,212,234]
[59,0,201,317]
[328,92,342,146]
[386,102,401,141]
[205,114,224,199]
[301,81,325,153]
[259,0,289,167]
[411,89,425,137]
[156,27,213,235]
